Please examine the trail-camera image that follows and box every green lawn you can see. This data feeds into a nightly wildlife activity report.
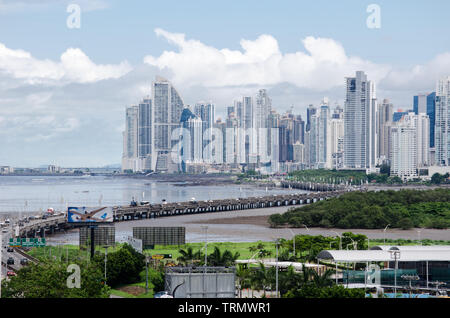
[27,238,450,263]
[143,241,279,261]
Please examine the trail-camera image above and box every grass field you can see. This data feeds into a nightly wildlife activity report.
[27,238,450,263]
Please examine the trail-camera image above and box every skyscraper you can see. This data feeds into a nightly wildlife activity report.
[390,117,417,180]
[435,76,450,166]
[377,99,394,163]
[138,97,152,158]
[151,76,184,172]
[317,100,330,168]
[427,92,436,148]
[344,71,377,170]
[122,105,139,171]
[390,112,429,179]
[306,104,316,132]
[254,89,272,129]
[194,102,215,162]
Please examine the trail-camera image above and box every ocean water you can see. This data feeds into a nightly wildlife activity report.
[0,175,303,213]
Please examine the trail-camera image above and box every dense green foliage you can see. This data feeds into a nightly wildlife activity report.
[269,189,450,229]
[237,264,365,298]
[431,173,450,184]
[1,261,110,298]
[285,284,365,298]
[93,243,145,287]
[177,246,240,266]
[288,169,367,185]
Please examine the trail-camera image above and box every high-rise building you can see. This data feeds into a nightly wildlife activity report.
[435,77,450,166]
[390,112,430,179]
[414,92,436,149]
[427,92,436,148]
[329,116,344,169]
[390,117,417,180]
[138,97,152,158]
[254,89,271,129]
[344,71,377,170]
[306,104,316,132]
[317,100,330,168]
[151,76,185,172]
[122,105,139,171]
[377,99,394,163]
[194,102,215,162]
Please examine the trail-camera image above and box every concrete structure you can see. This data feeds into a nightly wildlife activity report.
[165,267,236,298]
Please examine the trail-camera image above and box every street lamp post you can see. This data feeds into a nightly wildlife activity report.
[331,231,342,250]
[389,250,401,295]
[383,224,390,245]
[145,256,150,294]
[201,225,208,298]
[288,229,296,259]
[275,239,280,298]
[201,226,208,267]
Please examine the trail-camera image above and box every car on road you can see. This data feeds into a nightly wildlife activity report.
[20,258,29,265]
[7,257,14,265]
[7,271,16,277]
[154,291,172,298]
[7,247,14,252]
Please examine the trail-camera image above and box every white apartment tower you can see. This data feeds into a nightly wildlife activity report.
[344,71,377,170]
[390,112,430,179]
[151,77,184,172]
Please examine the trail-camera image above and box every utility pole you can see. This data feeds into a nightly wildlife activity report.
[383,224,390,245]
[389,250,400,295]
[288,229,296,259]
[145,256,149,294]
[275,239,280,298]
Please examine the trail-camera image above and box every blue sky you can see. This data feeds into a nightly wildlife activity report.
[1,0,449,65]
[0,0,449,167]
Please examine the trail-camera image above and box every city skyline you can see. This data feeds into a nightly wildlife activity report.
[2,1,450,166]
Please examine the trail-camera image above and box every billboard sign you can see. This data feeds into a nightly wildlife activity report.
[67,206,113,223]
[127,236,143,254]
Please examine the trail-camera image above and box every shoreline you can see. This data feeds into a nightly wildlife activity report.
[45,206,450,245]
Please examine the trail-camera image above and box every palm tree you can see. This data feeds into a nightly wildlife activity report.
[207,247,240,267]
[250,263,269,297]
[311,269,334,287]
[177,247,202,266]
[236,264,251,298]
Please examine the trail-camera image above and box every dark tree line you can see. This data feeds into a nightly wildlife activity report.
[269,189,450,229]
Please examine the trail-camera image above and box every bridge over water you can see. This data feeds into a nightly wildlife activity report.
[18,190,347,238]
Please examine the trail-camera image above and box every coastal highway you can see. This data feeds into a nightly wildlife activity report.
[1,225,37,281]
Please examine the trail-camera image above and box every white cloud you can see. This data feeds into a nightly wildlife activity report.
[381,52,450,92]
[144,28,450,95]
[0,43,132,84]
[144,28,391,91]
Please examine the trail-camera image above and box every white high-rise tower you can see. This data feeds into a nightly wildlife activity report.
[344,71,377,170]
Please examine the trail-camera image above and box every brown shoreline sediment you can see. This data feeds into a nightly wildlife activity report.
[187,215,270,227]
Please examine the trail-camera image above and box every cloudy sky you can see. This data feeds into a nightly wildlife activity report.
[1,0,450,167]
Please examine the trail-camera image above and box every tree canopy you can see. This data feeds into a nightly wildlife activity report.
[269,189,450,229]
